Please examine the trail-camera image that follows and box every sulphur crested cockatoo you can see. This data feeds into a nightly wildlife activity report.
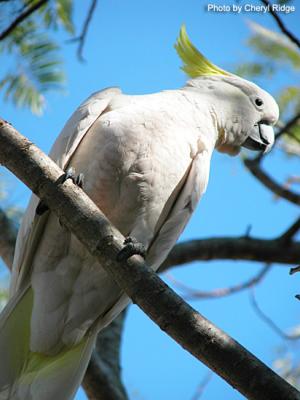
[0,26,279,400]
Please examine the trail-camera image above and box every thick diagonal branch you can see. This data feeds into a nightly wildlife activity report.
[0,119,299,400]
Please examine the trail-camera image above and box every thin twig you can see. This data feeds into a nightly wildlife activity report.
[244,158,300,205]
[0,0,49,41]
[250,288,300,341]
[190,372,213,400]
[274,176,300,201]
[166,264,271,300]
[70,0,98,61]
[261,0,300,49]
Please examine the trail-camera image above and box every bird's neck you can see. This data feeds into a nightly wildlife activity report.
[179,86,227,150]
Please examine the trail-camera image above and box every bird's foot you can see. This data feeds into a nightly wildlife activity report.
[117,237,146,262]
[61,167,85,188]
[35,167,85,216]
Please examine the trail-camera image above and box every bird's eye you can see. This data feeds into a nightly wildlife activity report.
[255,98,264,107]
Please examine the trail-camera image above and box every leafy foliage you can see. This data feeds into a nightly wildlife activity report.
[39,0,74,33]
[248,21,300,70]
[235,62,275,79]
[0,0,74,113]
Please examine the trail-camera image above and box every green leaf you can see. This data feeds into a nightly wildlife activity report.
[38,0,74,33]
[0,74,45,114]
[235,62,275,78]
[288,124,300,143]
[56,0,74,33]
[0,21,65,114]
[277,86,300,115]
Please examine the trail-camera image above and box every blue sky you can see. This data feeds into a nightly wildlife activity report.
[0,1,300,399]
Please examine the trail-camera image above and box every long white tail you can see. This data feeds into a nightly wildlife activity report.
[0,287,96,400]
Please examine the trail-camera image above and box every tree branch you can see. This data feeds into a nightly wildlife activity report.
[261,0,300,49]
[244,158,300,205]
[166,264,271,300]
[0,120,299,399]
[70,0,98,62]
[162,236,300,271]
[250,289,300,341]
[0,207,17,269]
[1,168,298,399]
[0,0,49,41]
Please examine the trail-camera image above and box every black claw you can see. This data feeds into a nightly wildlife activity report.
[64,167,76,182]
[60,167,84,188]
[36,169,84,217]
[75,173,84,188]
[36,200,49,216]
[117,237,146,262]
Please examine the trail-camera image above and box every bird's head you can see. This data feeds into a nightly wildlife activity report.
[175,26,279,155]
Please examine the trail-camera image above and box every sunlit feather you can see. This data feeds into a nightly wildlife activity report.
[175,25,230,78]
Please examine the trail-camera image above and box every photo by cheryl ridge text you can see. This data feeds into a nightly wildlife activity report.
[206,3,296,14]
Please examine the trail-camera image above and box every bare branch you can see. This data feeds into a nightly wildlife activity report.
[250,289,300,341]
[274,176,300,201]
[162,236,300,271]
[1,120,299,399]
[0,207,17,269]
[0,0,49,41]
[244,158,300,205]
[261,0,300,49]
[71,0,98,62]
[166,264,271,300]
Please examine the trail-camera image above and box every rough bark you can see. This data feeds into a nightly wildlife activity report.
[0,120,299,400]
[162,236,300,271]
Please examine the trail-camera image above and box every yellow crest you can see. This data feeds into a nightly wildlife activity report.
[175,25,230,78]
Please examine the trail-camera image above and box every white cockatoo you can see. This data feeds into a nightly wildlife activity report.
[0,26,279,399]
